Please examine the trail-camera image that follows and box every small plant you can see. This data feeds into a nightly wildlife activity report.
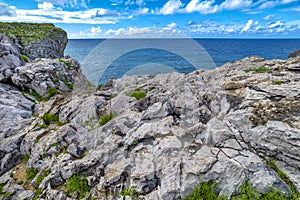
[118,187,138,198]
[245,66,272,73]
[184,181,227,200]
[26,167,38,181]
[42,113,63,126]
[36,170,51,187]
[21,54,29,62]
[62,79,74,89]
[22,90,43,101]
[58,59,72,70]
[0,183,11,198]
[99,112,116,126]
[273,80,284,85]
[33,189,42,200]
[46,87,59,99]
[23,155,30,163]
[97,84,103,90]
[129,87,147,100]
[39,124,47,129]
[65,174,91,199]
[50,143,59,147]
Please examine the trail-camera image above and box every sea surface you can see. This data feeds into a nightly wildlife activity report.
[65,39,300,84]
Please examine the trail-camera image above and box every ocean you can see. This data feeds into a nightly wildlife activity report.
[65,39,300,84]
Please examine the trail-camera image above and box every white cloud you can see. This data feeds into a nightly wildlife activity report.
[263,14,275,21]
[35,0,90,8]
[37,2,54,10]
[91,26,102,34]
[240,19,259,32]
[125,0,144,6]
[268,21,283,28]
[185,0,219,14]
[159,0,182,15]
[0,2,16,17]
[162,22,177,31]
[220,0,252,10]
[134,7,149,16]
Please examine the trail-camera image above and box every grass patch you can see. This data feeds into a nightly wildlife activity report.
[0,183,11,198]
[22,87,59,102]
[99,112,116,126]
[185,180,299,200]
[245,66,272,73]
[97,84,103,90]
[33,189,42,200]
[22,90,43,101]
[42,113,63,126]
[65,174,91,199]
[46,87,59,99]
[58,59,72,70]
[62,79,74,89]
[26,168,38,181]
[273,80,284,85]
[23,155,30,163]
[184,181,227,200]
[118,187,138,198]
[36,170,51,187]
[21,54,29,62]
[129,87,146,100]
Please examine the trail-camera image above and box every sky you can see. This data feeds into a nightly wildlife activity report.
[0,0,300,38]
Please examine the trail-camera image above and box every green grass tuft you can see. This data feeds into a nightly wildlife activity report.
[36,170,51,187]
[184,181,227,200]
[42,113,63,126]
[273,80,284,85]
[129,87,147,100]
[58,59,72,70]
[245,66,272,73]
[99,112,116,126]
[21,54,29,62]
[65,174,91,199]
[23,155,30,163]
[26,168,38,181]
[33,189,42,200]
[0,183,11,198]
[118,187,139,198]
[97,84,103,90]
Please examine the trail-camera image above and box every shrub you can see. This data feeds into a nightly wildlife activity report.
[273,80,284,85]
[33,189,42,200]
[184,181,226,200]
[129,88,146,100]
[245,66,272,73]
[99,112,116,126]
[58,59,72,70]
[46,87,59,99]
[65,175,91,199]
[26,167,38,181]
[36,170,50,187]
[22,90,43,101]
[0,183,11,198]
[97,84,103,90]
[118,187,138,198]
[42,113,63,126]
[21,54,29,62]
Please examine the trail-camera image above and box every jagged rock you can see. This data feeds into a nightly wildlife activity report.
[0,31,300,200]
[11,57,80,96]
[288,49,300,58]
[0,34,24,82]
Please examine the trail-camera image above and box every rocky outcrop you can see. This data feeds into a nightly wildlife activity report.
[0,34,24,82]
[0,30,299,199]
[0,22,67,59]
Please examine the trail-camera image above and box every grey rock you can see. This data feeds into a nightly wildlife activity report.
[0,34,24,82]
[67,143,83,159]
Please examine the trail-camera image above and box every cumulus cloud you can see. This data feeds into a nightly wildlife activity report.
[37,2,54,10]
[91,26,102,34]
[0,2,16,17]
[240,19,258,32]
[159,0,182,15]
[268,21,283,29]
[185,0,218,14]
[35,0,90,8]
[220,0,252,10]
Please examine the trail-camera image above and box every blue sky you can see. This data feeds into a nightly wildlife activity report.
[1,0,300,38]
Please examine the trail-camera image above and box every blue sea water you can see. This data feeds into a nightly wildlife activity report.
[65,39,300,84]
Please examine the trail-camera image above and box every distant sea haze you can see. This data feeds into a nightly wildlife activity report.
[65,39,300,83]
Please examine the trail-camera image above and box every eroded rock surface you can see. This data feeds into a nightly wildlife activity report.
[0,32,299,199]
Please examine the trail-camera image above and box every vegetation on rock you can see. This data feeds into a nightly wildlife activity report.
[42,113,63,126]
[65,174,91,199]
[245,66,272,73]
[25,168,38,181]
[129,87,147,100]
[99,112,116,126]
[0,183,11,198]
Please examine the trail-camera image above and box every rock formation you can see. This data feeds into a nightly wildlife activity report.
[0,22,67,59]
[0,26,299,200]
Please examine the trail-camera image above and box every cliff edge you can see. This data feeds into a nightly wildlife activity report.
[0,22,67,59]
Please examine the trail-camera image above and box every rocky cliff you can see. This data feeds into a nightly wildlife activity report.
[0,22,67,59]
[0,30,300,200]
